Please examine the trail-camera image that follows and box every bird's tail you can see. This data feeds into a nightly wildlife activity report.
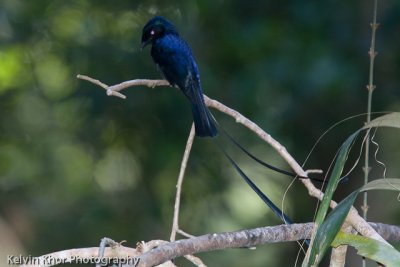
[215,140,293,224]
[190,88,218,137]
[215,137,310,246]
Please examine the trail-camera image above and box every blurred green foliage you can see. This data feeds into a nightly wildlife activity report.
[0,0,399,266]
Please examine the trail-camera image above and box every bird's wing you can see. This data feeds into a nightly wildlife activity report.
[152,36,193,88]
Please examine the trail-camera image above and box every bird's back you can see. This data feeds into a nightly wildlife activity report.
[149,30,217,137]
[151,34,200,91]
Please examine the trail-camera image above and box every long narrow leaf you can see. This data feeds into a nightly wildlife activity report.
[306,177,400,266]
[363,112,400,129]
[360,178,400,192]
[303,113,400,266]
[312,177,400,265]
[303,131,360,266]
[309,190,359,265]
[332,232,400,266]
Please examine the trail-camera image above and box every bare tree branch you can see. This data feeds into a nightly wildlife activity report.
[19,246,139,267]
[170,124,196,242]
[137,223,314,267]
[368,222,400,243]
[76,75,170,99]
[77,75,389,246]
[19,222,399,267]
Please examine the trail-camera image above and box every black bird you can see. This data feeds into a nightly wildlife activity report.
[141,16,217,137]
[141,15,295,224]
[140,16,326,182]
[140,17,326,233]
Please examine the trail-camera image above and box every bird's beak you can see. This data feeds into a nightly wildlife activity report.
[141,40,150,50]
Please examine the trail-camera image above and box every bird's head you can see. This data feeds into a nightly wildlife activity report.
[141,16,178,49]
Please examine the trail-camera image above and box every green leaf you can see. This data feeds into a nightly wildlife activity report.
[360,178,400,192]
[303,131,360,267]
[302,113,400,267]
[314,131,360,224]
[304,176,400,266]
[308,190,359,266]
[333,232,400,266]
[363,112,400,129]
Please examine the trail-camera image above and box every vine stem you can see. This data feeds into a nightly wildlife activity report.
[363,0,379,223]
[363,1,379,266]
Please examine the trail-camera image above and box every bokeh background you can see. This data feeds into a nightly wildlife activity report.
[0,1,399,266]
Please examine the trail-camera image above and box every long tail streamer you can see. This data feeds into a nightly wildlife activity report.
[217,124,326,182]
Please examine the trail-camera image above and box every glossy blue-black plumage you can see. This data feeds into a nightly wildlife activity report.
[141,16,217,137]
[141,17,321,232]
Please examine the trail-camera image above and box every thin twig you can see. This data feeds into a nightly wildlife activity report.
[305,169,324,175]
[177,229,196,239]
[77,74,170,99]
[77,75,390,245]
[184,255,207,267]
[169,125,206,266]
[170,124,196,242]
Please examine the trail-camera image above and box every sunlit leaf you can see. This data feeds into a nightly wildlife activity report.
[361,178,400,192]
[333,232,400,266]
[363,112,400,129]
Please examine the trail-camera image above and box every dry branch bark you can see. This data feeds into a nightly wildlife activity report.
[19,222,399,267]
[137,223,314,267]
[77,75,389,246]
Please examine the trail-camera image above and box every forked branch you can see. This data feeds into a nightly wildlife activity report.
[20,222,400,267]
[77,75,389,246]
